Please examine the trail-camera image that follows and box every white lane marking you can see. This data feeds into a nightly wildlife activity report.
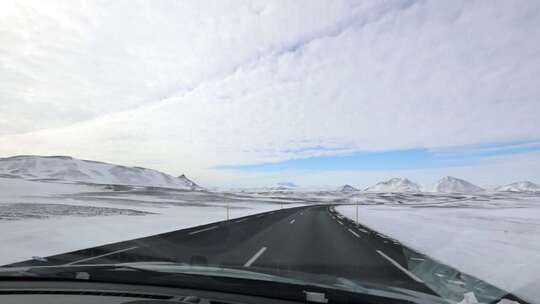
[257,214,265,218]
[189,226,218,235]
[410,257,425,261]
[290,219,295,224]
[65,246,139,265]
[358,228,369,233]
[244,247,267,267]
[235,218,248,223]
[347,229,360,238]
[337,221,344,225]
[376,250,424,283]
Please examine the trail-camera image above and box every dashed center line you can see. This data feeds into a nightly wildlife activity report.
[376,250,424,283]
[290,219,295,224]
[337,221,344,225]
[347,229,360,238]
[244,247,267,267]
[65,246,139,265]
[188,226,218,235]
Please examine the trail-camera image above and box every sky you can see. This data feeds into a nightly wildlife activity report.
[1,0,539,188]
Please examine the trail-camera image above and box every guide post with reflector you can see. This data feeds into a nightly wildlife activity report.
[355,202,359,225]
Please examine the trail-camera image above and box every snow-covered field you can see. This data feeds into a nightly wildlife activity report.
[336,194,540,302]
[0,177,306,265]
[3,171,540,302]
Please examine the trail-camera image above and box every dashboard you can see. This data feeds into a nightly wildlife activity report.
[0,280,303,304]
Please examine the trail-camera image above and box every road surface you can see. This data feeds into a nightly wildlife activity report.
[7,205,438,294]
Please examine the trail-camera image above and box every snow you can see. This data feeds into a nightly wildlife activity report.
[495,181,540,192]
[433,176,484,193]
[0,155,201,190]
[458,292,479,304]
[276,182,298,188]
[364,177,421,192]
[3,172,540,303]
[0,177,305,265]
[338,184,358,192]
[0,175,97,196]
[336,194,540,302]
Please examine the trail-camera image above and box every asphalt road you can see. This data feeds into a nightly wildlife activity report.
[7,205,438,295]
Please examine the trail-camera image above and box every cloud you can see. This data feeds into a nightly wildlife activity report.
[1,0,539,186]
[0,0,359,135]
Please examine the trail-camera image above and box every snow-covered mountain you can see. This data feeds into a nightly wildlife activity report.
[0,155,202,190]
[276,181,298,188]
[433,176,483,193]
[339,184,358,192]
[364,178,421,192]
[495,181,540,192]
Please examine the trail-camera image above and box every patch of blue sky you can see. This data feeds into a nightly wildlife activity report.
[219,140,540,172]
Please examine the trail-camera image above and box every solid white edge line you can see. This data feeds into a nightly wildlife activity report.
[65,246,139,265]
[347,229,360,238]
[376,250,424,283]
[188,225,218,235]
[244,247,267,267]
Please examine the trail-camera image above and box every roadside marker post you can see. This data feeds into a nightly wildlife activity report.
[355,202,359,225]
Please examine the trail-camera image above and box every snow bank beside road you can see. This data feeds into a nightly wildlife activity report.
[0,202,290,266]
[0,178,304,265]
[336,202,540,302]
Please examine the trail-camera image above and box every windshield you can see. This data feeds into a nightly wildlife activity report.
[1,1,539,304]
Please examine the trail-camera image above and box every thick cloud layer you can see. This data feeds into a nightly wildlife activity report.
[1,0,539,186]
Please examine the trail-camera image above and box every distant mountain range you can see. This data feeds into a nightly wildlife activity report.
[433,176,484,193]
[0,155,202,190]
[495,181,540,192]
[2,155,538,194]
[364,178,421,192]
[276,181,298,189]
[350,177,539,194]
[338,184,359,192]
